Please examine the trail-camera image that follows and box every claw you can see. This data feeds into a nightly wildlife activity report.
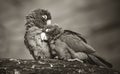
[38,61,45,64]
[68,58,83,63]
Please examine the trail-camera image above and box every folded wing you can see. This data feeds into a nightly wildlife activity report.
[60,30,96,54]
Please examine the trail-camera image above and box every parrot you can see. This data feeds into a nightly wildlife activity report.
[42,25,112,68]
[24,9,53,61]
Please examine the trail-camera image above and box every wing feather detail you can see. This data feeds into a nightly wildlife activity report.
[60,33,96,53]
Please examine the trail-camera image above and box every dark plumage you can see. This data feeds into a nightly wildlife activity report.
[24,26,51,60]
[24,9,52,60]
[44,25,112,68]
[25,9,51,29]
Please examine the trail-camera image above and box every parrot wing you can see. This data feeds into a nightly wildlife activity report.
[88,54,112,68]
[60,30,96,54]
[64,30,87,43]
[24,37,37,60]
[24,32,39,60]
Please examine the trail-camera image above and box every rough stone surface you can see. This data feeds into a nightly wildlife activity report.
[0,58,119,74]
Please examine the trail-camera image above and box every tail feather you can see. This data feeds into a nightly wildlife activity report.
[88,54,112,68]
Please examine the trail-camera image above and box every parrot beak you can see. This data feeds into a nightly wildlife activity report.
[46,29,50,32]
[47,20,51,25]
[40,32,48,41]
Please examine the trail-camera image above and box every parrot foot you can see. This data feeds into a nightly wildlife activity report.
[67,58,83,63]
[38,61,45,64]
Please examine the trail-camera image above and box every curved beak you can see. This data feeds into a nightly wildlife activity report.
[47,20,51,25]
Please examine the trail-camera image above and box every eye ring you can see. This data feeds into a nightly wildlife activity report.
[42,15,47,19]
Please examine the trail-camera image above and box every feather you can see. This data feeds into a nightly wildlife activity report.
[60,34,96,53]
[24,26,51,60]
[64,30,87,43]
[88,54,112,68]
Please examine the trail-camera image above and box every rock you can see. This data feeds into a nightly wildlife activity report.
[0,58,119,74]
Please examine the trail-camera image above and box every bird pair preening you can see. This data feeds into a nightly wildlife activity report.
[24,9,112,68]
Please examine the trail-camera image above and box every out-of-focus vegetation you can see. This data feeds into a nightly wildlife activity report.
[0,0,120,70]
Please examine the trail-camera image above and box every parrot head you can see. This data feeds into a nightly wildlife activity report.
[25,9,52,28]
[43,25,62,40]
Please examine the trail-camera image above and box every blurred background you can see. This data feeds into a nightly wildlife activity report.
[0,0,120,70]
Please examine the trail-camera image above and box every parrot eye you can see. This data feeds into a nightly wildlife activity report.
[42,15,47,19]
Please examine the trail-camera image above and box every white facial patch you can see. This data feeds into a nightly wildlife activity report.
[47,20,51,25]
[40,32,48,41]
